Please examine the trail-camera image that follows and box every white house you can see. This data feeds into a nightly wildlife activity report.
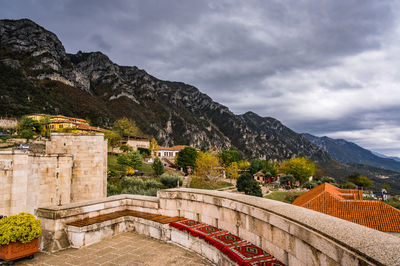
[157,145,187,159]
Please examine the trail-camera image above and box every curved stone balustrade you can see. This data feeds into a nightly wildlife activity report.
[158,188,400,266]
[36,189,400,265]
[36,194,159,252]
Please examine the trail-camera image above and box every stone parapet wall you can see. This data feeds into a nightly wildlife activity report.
[36,190,400,265]
[158,188,400,266]
[36,194,159,252]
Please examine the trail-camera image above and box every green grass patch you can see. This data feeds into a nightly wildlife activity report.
[387,199,400,210]
[137,162,154,175]
[189,177,233,190]
[264,191,306,204]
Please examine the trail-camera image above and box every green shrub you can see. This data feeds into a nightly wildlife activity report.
[279,174,295,187]
[120,145,133,153]
[160,173,182,188]
[145,179,163,190]
[107,183,121,196]
[302,181,319,189]
[236,172,262,197]
[340,182,357,189]
[117,151,143,169]
[0,212,42,245]
[121,176,145,188]
[243,179,262,197]
[318,176,337,184]
[120,176,163,196]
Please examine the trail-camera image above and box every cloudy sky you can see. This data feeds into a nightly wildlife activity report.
[2,0,400,156]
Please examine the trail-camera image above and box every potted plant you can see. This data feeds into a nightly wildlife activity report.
[0,213,41,263]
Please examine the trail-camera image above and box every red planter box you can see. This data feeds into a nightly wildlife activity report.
[0,238,39,262]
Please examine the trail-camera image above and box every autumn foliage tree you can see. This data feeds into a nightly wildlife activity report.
[149,138,159,158]
[226,161,240,180]
[195,151,221,182]
[279,157,316,185]
[113,117,144,138]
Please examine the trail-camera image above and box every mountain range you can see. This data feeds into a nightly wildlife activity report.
[371,151,400,162]
[303,133,400,173]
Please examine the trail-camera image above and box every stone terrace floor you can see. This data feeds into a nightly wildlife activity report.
[2,232,212,266]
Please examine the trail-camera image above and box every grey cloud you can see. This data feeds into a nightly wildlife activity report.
[0,0,399,155]
[90,34,112,52]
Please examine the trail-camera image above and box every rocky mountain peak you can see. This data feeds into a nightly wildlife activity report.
[0,19,331,162]
[0,19,66,61]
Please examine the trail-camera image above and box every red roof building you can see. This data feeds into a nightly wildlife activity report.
[292,183,400,232]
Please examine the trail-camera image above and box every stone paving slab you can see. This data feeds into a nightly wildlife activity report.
[0,232,212,266]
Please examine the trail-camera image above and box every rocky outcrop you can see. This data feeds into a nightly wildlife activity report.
[0,19,330,161]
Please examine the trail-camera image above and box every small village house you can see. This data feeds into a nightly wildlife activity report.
[157,145,188,159]
[122,137,150,150]
[155,145,189,167]
[27,114,106,133]
[253,170,278,184]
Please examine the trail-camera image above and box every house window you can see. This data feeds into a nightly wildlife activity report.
[59,125,63,129]
[51,125,54,129]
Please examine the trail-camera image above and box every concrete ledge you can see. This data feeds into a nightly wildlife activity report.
[36,194,159,219]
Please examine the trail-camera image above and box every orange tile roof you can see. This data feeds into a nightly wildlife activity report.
[293,183,400,232]
[74,123,107,132]
[158,145,188,151]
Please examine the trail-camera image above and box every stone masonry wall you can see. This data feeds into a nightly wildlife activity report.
[46,133,108,202]
[0,151,73,216]
[0,133,107,217]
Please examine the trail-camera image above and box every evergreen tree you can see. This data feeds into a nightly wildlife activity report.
[152,157,165,176]
[176,147,198,170]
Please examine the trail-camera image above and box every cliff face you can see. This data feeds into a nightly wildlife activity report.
[0,19,330,161]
